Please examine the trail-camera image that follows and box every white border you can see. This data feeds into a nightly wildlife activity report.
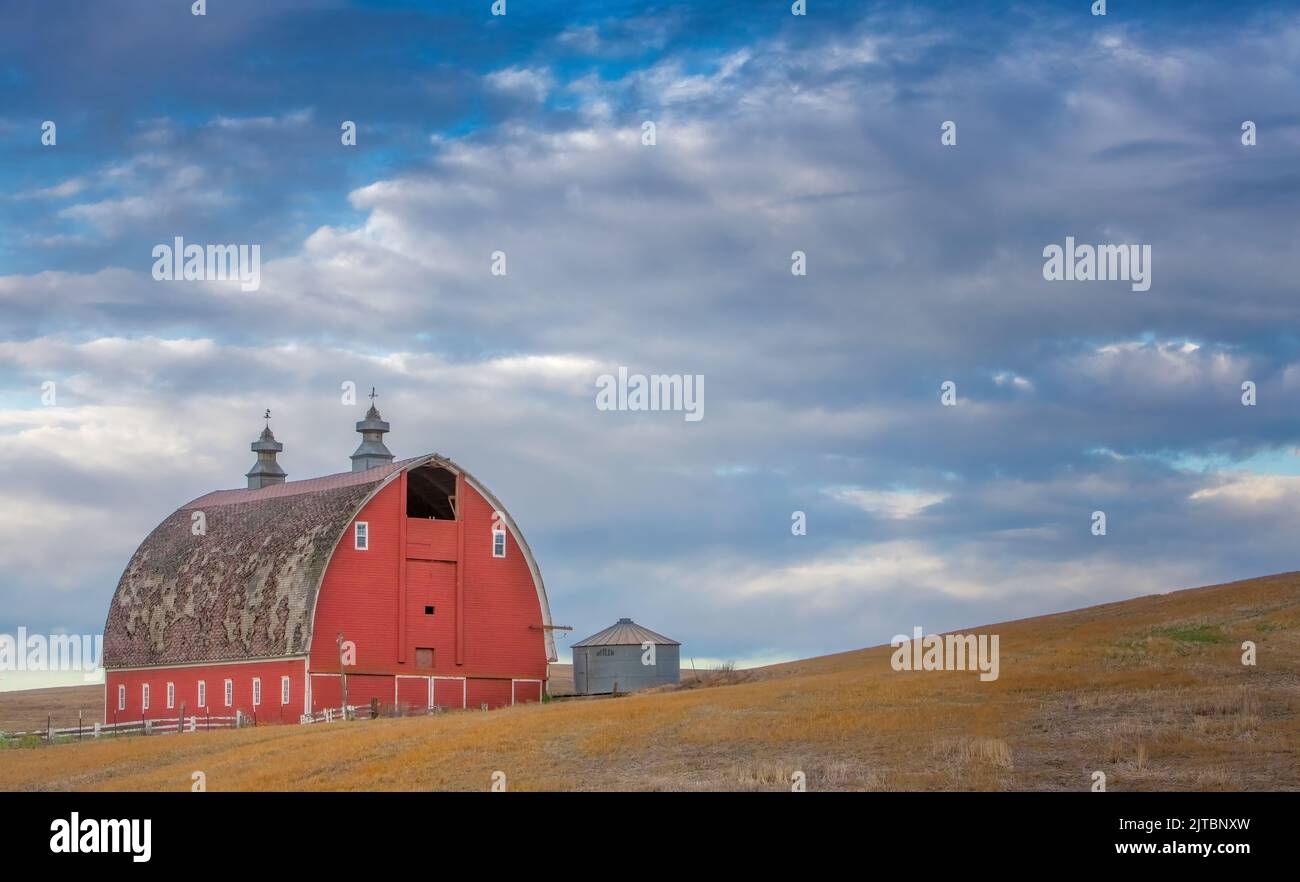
[432,675,467,709]
[394,673,430,708]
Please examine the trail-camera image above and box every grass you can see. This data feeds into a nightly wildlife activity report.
[1151,624,1227,644]
[0,570,1297,791]
[0,685,101,734]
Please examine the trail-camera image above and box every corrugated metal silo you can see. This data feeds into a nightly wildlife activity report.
[571,618,680,695]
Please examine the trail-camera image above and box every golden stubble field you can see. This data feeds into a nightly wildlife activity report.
[2,571,1297,791]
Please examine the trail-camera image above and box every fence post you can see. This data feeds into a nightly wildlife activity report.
[47,714,52,744]
[144,719,153,735]
[178,702,186,736]
[78,709,83,741]
[93,722,101,738]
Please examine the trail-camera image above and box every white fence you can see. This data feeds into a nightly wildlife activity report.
[298,705,367,725]
[2,712,242,745]
[5,700,442,746]
[297,702,451,725]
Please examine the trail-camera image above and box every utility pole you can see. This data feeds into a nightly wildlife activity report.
[337,631,349,717]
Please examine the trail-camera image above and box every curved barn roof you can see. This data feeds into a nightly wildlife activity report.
[103,454,555,668]
[572,618,679,648]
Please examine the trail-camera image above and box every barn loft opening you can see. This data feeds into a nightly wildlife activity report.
[406,464,457,519]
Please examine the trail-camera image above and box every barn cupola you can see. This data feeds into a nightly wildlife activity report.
[246,410,287,489]
[350,388,395,472]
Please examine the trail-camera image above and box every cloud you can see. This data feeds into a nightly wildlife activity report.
[17,177,87,200]
[826,487,948,520]
[1190,473,1300,506]
[992,371,1033,392]
[486,67,555,102]
[1,2,1299,665]
[206,109,314,130]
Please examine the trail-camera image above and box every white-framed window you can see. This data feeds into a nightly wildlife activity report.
[166,682,175,709]
[492,529,506,558]
[197,680,207,708]
[355,521,369,551]
[117,684,126,711]
[252,677,262,707]
[142,683,150,710]
[224,678,233,707]
[281,676,291,706]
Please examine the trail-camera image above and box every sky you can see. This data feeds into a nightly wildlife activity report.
[1,0,1298,690]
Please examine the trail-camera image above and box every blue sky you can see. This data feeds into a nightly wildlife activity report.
[2,0,1299,688]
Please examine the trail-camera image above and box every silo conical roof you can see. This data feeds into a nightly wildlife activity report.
[571,618,680,647]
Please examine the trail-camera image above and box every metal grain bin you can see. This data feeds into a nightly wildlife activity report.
[571,618,681,695]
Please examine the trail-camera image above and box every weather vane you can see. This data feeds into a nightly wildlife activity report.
[264,408,271,427]
[369,387,379,403]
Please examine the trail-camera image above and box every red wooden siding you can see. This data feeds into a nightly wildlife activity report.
[406,518,458,561]
[513,679,543,705]
[457,480,548,680]
[340,673,393,709]
[406,560,456,668]
[396,676,430,711]
[466,678,513,710]
[308,672,393,713]
[307,468,548,686]
[105,659,305,725]
[433,677,466,709]
[309,479,403,673]
[308,673,340,709]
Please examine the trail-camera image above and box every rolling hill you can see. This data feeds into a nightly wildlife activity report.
[0,684,103,735]
[2,571,1297,791]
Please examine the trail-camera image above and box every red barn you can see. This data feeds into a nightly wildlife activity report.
[102,403,556,724]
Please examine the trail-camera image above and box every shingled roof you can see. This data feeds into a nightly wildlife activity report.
[102,459,417,668]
